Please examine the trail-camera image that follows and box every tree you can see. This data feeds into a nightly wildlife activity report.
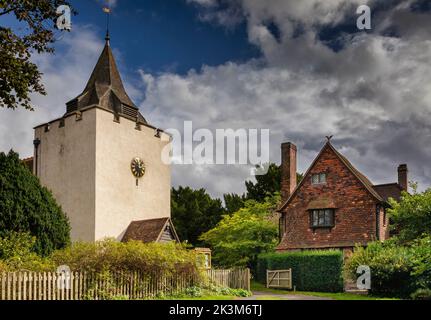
[223,193,245,215]
[245,163,303,202]
[200,194,280,268]
[171,186,225,246]
[0,150,70,256]
[389,185,431,244]
[0,0,74,110]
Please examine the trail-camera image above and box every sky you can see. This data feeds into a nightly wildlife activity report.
[1,0,431,199]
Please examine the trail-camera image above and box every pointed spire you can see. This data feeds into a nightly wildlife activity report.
[65,4,147,124]
[65,38,147,124]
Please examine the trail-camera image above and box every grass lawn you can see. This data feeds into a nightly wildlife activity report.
[251,282,399,300]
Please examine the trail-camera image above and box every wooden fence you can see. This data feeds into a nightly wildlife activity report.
[0,269,250,300]
[206,269,250,291]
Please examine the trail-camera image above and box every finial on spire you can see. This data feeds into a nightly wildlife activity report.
[326,135,334,142]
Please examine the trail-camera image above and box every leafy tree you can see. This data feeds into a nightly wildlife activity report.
[200,194,280,268]
[245,163,303,202]
[0,0,74,110]
[389,185,431,244]
[223,193,246,215]
[0,150,70,256]
[171,186,225,246]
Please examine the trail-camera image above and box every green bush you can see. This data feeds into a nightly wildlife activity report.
[411,288,431,300]
[0,232,53,272]
[345,241,412,297]
[0,151,70,256]
[257,250,344,292]
[345,237,431,298]
[50,239,200,275]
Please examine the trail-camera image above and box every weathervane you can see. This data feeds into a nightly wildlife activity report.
[103,2,112,43]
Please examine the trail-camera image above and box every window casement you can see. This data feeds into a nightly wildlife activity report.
[311,173,327,185]
[310,209,335,228]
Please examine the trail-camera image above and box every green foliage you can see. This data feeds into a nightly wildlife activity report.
[0,232,53,271]
[257,250,344,292]
[200,194,280,268]
[0,151,70,256]
[345,241,412,297]
[0,0,75,110]
[171,186,226,246]
[345,237,431,298]
[223,193,246,215]
[411,288,431,300]
[49,239,200,275]
[245,163,303,202]
[388,187,431,244]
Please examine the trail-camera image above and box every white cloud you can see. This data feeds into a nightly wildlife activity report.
[142,0,431,197]
[0,26,104,158]
[2,1,430,200]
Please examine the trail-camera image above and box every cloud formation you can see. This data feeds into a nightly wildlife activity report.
[1,1,430,200]
[143,0,431,196]
[0,26,105,158]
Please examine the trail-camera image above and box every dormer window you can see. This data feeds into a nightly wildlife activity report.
[312,173,327,184]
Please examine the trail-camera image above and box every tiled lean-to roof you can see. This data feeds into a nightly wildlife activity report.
[122,218,180,243]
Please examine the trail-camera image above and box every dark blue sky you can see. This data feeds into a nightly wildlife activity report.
[69,0,258,74]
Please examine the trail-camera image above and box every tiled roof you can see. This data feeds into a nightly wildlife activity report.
[329,144,383,202]
[65,39,147,124]
[122,218,180,243]
[373,183,403,202]
[279,142,384,212]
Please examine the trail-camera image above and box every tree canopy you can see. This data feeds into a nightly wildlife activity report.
[0,0,74,110]
[389,185,431,244]
[171,186,225,246]
[245,163,303,202]
[200,194,280,268]
[0,150,70,256]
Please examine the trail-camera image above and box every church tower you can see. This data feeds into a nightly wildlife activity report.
[33,36,175,242]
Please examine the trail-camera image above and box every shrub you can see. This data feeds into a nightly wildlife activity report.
[0,232,53,272]
[411,288,431,300]
[0,151,70,256]
[345,241,412,297]
[49,239,201,276]
[345,237,431,298]
[257,250,344,292]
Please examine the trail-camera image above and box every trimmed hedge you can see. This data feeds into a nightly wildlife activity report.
[257,250,344,292]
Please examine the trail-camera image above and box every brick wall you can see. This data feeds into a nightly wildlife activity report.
[277,144,380,251]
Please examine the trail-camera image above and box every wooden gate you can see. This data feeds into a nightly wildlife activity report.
[266,269,292,289]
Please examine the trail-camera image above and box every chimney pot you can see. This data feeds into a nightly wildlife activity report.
[281,142,297,202]
[398,164,408,192]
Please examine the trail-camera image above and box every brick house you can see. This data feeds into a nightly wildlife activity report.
[276,140,408,254]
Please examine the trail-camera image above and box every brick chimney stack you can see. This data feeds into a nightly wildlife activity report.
[398,164,408,192]
[281,142,297,202]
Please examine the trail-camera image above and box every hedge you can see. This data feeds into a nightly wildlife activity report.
[257,250,344,292]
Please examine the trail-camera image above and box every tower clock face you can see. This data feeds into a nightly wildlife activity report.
[131,158,146,178]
